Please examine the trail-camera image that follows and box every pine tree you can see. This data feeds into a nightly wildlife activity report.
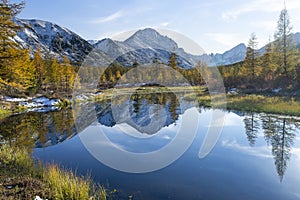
[241,32,260,87]
[273,7,298,82]
[261,38,276,88]
[244,112,260,146]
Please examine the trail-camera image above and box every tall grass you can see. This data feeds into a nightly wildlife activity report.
[226,95,300,116]
[0,145,107,200]
[195,93,300,116]
[44,164,91,200]
[0,144,34,174]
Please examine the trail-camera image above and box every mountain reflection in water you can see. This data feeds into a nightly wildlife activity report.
[1,92,300,183]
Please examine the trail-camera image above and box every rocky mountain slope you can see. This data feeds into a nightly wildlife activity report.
[14,18,300,67]
[14,18,93,63]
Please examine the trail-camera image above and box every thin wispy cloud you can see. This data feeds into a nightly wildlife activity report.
[91,10,124,24]
[222,139,272,158]
[159,22,170,27]
[221,0,283,21]
[205,33,243,47]
[250,20,277,32]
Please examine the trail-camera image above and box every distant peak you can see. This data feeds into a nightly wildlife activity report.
[124,28,178,51]
[131,28,160,38]
[98,38,114,43]
[137,27,159,33]
[94,38,117,47]
[227,43,246,51]
[235,43,246,48]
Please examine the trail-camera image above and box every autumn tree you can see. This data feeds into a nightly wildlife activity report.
[61,56,75,95]
[0,0,24,86]
[168,52,180,71]
[10,49,37,93]
[33,47,45,90]
[0,0,24,61]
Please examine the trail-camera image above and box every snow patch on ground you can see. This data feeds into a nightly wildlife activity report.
[4,96,31,102]
[19,97,60,108]
[2,96,61,110]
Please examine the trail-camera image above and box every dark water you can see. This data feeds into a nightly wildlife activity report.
[1,92,300,200]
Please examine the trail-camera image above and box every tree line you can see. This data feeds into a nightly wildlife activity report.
[219,8,300,92]
[0,0,207,98]
[3,0,300,98]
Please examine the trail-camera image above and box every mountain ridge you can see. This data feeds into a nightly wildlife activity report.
[14,18,300,67]
[14,18,93,63]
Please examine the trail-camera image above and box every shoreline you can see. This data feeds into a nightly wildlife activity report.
[2,86,300,120]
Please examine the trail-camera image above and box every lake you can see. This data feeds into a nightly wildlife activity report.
[1,92,300,200]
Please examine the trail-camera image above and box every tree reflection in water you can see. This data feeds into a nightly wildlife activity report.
[0,109,76,149]
[1,93,300,183]
[243,112,298,182]
[243,112,260,146]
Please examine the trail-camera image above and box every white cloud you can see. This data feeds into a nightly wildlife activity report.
[222,139,273,158]
[221,0,283,21]
[286,0,300,11]
[223,112,245,126]
[162,135,172,140]
[159,22,170,27]
[250,20,277,32]
[291,147,300,159]
[91,10,124,24]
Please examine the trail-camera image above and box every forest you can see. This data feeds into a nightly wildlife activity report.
[219,8,300,93]
[1,1,300,99]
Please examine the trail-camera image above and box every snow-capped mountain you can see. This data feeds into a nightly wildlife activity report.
[94,28,196,68]
[14,19,93,63]
[94,38,134,61]
[125,28,178,51]
[87,39,99,45]
[93,28,247,68]
[212,43,247,66]
[14,18,300,67]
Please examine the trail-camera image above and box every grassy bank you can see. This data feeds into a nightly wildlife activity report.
[91,86,300,116]
[0,145,106,200]
[92,85,204,101]
[226,94,300,116]
[196,92,300,116]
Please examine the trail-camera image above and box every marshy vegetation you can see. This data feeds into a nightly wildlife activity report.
[195,91,300,116]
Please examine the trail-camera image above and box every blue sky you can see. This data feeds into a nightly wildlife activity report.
[12,0,300,54]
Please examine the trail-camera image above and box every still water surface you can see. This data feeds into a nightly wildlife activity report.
[1,92,300,200]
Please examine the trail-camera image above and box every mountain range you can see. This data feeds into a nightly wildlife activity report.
[14,18,300,68]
